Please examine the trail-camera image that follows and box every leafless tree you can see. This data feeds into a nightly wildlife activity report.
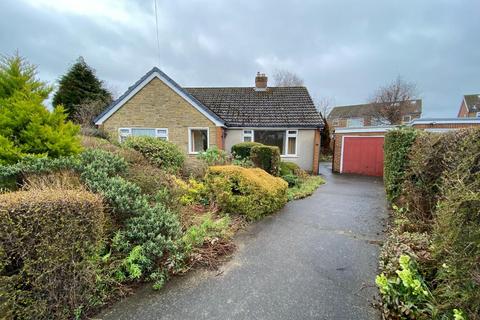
[72,99,109,127]
[315,97,333,154]
[369,75,418,124]
[272,69,304,87]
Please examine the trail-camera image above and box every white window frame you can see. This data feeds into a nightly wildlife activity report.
[332,119,340,126]
[403,115,412,123]
[242,130,253,142]
[346,118,364,127]
[242,129,298,157]
[477,112,480,118]
[188,127,210,154]
[118,127,168,143]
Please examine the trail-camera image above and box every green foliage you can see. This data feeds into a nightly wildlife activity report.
[281,173,300,187]
[197,146,228,165]
[206,165,288,220]
[175,177,208,206]
[0,53,82,165]
[376,255,435,319]
[432,128,480,318]
[250,145,281,176]
[383,127,418,203]
[182,214,231,252]
[52,56,112,120]
[125,136,185,173]
[286,175,325,201]
[181,157,209,180]
[0,189,105,319]
[280,161,301,176]
[231,142,263,160]
[231,156,254,168]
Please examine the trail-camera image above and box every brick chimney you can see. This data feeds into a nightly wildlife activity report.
[255,72,268,91]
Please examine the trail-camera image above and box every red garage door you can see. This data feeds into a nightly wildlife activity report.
[342,137,384,176]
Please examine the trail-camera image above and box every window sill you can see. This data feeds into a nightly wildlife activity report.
[281,155,298,158]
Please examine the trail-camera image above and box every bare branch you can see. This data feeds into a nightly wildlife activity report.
[272,69,304,87]
[369,75,418,124]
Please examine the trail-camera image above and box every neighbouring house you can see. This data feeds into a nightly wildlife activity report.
[327,100,422,129]
[94,68,324,173]
[457,94,480,118]
[331,117,480,177]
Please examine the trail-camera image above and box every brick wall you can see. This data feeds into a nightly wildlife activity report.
[102,78,218,154]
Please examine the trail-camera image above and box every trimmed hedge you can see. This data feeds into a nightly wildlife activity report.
[231,142,263,160]
[250,145,281,176]
[383,127,418,203]
[206,165,288,220]
[0,189,105,319]
[124,136,185,172]
[432,128,480,317]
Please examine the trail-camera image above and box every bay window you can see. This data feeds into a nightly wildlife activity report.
[243,129,297,156]
[189,128,209,154]
[118,127,168,143]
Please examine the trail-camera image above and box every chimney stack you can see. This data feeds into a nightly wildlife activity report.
[255,72,268,91]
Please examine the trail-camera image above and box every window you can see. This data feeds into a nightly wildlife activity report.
[118,127,168,143]
[403,115,412,123]
[243,130,253,142]
[346,118,364,127]
[332,119,340,126]
[477,112,480,118]
[248,129,298,156]
[189,128,209,154]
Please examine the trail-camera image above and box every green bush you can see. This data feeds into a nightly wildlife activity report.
[206,165,287,220]
[231,142,263,160]
[0,189,105,319]
[280,161,300,176]
[197,146,228,165]
[432,128,480,318]
[250,145,281,176]
[0,53,82,165]
[124,136,185,172]
[384,127,418,203]
[281,173,300,187]
[181,157,208,180]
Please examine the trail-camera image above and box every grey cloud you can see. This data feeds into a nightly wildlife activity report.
[1,0,479,117]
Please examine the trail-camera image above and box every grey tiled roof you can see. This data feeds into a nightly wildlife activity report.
[185,87,323,127]
[464,94,480,112]
[328,99,422,119]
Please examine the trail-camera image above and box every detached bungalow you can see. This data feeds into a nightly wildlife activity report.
[94,68,323,173]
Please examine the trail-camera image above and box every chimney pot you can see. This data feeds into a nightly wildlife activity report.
[255,72,268,91]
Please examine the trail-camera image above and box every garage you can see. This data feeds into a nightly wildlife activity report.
[332,127,392,177]
[341,136,384,176]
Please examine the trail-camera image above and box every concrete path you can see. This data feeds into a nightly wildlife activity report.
[98,163,387,320]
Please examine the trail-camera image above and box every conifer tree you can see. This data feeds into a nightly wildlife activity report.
[52,57,112,120]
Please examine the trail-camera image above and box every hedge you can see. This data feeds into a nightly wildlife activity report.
[0,189,105,319]
[206,165,287,220]
[250,145,281,176]
[383,127,418,203]
[231,142,263,160]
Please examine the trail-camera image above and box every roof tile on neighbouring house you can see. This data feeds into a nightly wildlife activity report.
[464,94,480,112]
[328,100,422,119]
[185,87,323,127]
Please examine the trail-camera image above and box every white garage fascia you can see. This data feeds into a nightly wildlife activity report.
[339,135,385,173]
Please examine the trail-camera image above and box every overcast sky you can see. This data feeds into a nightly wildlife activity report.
[2,0,479,117]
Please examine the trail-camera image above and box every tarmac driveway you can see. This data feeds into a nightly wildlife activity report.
[98,163,387,320]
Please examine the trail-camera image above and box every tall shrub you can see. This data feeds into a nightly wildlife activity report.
[432,128,480,318]
[0,189,105,319]
[383,127,418,203]
[231,142,263,160]
[250,145,281,176]
[0,54,81,165]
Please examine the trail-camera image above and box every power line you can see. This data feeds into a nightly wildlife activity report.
[154,0,161,67]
